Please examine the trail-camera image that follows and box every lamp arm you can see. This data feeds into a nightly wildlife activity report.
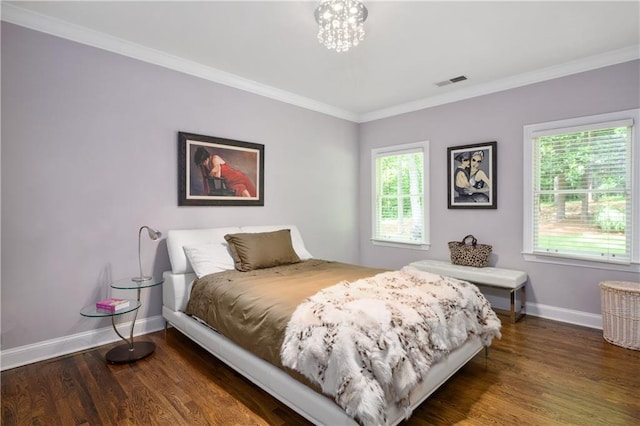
[133,225,161,282]
[138,226,147,281]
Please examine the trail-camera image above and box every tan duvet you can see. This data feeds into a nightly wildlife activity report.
[185,259,386,368]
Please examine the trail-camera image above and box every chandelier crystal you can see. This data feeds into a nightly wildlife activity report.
[314,0,368,53]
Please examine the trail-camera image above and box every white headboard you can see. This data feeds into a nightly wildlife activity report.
[166,226,241,274]
[163,225,313,312]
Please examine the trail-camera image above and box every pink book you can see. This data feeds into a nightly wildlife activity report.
[96,298,130,312]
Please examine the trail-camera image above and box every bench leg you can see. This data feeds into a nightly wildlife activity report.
[509,286,526,323]
[510,290,516,323]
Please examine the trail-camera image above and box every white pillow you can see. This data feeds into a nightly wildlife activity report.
[167,227,241,274]
[183,242,236,278]
[239,225,313,259]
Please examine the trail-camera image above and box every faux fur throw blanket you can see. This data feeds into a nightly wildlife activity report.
[281,266,501,425]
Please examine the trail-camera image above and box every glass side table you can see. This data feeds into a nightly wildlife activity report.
[81,277,163,364]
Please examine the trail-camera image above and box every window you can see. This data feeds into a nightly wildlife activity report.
[523,109,639,270]
[372,141,429,248]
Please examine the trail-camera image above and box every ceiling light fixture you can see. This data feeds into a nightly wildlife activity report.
[314,0,368,53]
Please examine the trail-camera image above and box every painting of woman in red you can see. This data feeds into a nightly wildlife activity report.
[194,147,257,197]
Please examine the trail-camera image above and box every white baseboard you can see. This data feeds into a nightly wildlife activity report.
[0,315,166,371]
[526,302,602,330]
[0,303,603,372]
[485,293,602,330]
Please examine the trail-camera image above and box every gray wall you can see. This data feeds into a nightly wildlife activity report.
[2,22,638,357]
[1,23,359,351]
[359,60,640,322]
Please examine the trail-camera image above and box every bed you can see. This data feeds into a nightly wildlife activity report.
[162,225,501,425]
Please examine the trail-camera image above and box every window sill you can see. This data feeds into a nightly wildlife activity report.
[371,239,430,251]
[522,252,639,273]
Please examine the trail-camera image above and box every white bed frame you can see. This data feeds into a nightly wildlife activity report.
[162,226,484,426]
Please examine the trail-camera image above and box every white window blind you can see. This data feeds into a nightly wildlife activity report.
[372,142,429,246]
[528,116,635,264]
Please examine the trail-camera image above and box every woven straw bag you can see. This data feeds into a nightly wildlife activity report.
[448,234,492,268]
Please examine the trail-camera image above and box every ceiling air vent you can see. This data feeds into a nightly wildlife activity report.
[435,75,468,87]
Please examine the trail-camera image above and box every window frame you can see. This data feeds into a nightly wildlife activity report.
[522,108,640,272]
[371,140,430,250]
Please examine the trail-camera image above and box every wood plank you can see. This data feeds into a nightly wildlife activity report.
[2,314,639,425]
[0,367,32,425]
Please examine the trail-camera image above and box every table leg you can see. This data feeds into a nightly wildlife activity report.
[106,305,155,364]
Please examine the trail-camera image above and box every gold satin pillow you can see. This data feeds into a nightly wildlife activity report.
[224,229,301,272]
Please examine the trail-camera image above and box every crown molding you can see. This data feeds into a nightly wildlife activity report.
[358,45,640,123]
[0,3,359,123]
[2,3,637,125]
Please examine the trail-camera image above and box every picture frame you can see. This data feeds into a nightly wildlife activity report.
[178,132,264,206]
[447,141,497,209]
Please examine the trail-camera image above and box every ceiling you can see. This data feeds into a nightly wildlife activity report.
[3,1,639,122]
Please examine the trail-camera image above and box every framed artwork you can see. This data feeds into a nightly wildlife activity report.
[447,141,497,209]
[178,132,264,206]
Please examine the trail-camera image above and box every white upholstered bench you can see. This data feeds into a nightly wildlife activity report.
[409,259,528,323]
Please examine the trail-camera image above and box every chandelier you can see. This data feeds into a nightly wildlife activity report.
[314,0,368,53]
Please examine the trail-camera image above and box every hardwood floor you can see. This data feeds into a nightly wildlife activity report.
[2,314,639,425]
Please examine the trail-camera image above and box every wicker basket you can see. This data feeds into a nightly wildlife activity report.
[599,281,640,350]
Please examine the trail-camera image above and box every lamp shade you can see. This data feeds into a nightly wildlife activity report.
[145,226,162,241]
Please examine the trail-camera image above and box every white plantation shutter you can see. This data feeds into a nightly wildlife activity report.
[524,110,638,267]
[372,141,429,247]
